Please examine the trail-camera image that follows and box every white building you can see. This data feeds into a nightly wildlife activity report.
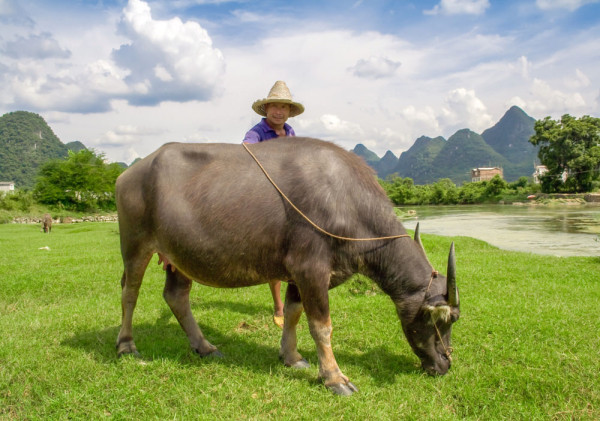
[471,167,503,182]
[533,165,567,183]
[532,165,547,184]
[0,181,15,192]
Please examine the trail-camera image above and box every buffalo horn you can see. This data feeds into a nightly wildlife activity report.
[446,242,459,307]
[414,222,425,252]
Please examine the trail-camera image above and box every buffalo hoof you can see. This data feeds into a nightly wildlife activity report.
[116,342,141,358]
[328,381,359,396]
[194,349,224,358]
[280,355,310,369]
[290,358,310,369]
[117,349,141,358]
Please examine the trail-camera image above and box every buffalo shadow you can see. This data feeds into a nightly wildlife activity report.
[62,302,418,387]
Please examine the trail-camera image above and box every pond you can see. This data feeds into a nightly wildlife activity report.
[399,204,600,257]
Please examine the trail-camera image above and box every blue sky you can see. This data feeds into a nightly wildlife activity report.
[1,0,599,164]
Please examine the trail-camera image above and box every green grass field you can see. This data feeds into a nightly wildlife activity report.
[1,222,599,420]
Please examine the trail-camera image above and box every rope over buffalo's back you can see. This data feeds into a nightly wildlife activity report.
[242,142,411,242]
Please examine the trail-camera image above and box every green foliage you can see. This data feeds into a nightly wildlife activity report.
[0,190,33,212]
[530,114,600,193]
[457,181,486,204]
[431,178,459,204]
[33,149,124,212]
[483,174,508,198]
[381,174,535,205]
[381,175,415,204]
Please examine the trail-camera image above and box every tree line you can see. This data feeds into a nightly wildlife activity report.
[380,113,600,204]
[1,149,124,215]
[379,175,536,206]
[1,113,598,216]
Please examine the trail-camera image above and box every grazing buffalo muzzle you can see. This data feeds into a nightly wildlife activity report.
[115,137,460,395]
[398,240,459,376]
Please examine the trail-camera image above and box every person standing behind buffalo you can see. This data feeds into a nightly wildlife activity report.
[242,80,304,328]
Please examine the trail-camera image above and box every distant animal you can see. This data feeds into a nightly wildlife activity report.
[42,213,52,233]
[115,137,460,395]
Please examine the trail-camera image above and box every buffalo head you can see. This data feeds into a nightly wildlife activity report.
[397,227,460,376]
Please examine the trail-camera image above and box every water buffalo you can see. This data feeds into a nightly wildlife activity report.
[42,213,52,233]
[115,137,459,395]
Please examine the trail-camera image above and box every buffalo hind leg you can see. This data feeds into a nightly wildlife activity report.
[279,283,309,368]
[163,269,221,357]
[302,284,358,396]
[116,253,152,356]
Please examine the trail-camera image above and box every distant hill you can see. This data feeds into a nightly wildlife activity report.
[430,129,509,184]
[395,136,447,184]
[351,144,380,166]
[377,150,399,177]
[481,105,537,181]
[352,106,538,184]
[65,140,88,153]
[0,111,70,189]
[352,144,398,176]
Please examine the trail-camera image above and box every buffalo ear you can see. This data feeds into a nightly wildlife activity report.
[423,304,451,323]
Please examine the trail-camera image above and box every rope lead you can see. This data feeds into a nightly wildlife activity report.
[243,143,411,242]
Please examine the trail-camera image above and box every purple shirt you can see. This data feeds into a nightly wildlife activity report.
[242,118,296,143]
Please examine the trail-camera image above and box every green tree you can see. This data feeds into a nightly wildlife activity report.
[0,190,33,212]
[430,178,458,204]
[509,176,529,190]
[457,182,485,204]
[483,175,508,198]
[530,115,600,193]
[34,149,124,211]
[382,176,416,205]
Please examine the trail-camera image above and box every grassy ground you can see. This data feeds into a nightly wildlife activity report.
[1,222,599,420]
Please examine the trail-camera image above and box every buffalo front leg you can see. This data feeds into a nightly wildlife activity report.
[303,288,358,396]
[163,269,221,357]
[279,283,309,368]
[116,255,151,356]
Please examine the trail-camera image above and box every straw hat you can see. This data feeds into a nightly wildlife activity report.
[252,81,304,117]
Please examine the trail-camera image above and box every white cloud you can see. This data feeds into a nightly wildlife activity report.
[1,33,71,59]
[530,78,587,111]
[8,58,128,113]
[564,68,590,89]
[399,106,442,137]
[509,78,588,117]
[320,114,364,136]
[0,0,34,25]
[230,9,261,22]
[112,0,225,106]
[424,0,490,15]
[535,0,599,11]
[516,56,532,79]
[92,124,167,147]
[349,56,401,79]
[154,64,174,82]
[440,88,493,133]
[1,0,225,113]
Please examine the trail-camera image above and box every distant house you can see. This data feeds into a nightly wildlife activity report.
[471,167,503,182]
[533,165,548,184]
[533,165,568,184]
[0,181,15,192]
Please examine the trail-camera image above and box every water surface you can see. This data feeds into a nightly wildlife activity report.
[399,204,600,257]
